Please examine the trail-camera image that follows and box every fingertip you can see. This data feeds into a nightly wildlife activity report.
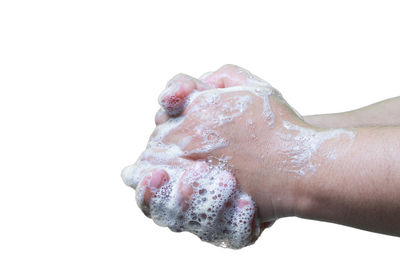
[159,74,197,116]
[155,108,169,125]
[139,169,170,208]
[160,93,185,116]
[121,164,139,189]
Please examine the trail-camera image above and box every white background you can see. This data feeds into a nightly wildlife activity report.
[0,0,399,266]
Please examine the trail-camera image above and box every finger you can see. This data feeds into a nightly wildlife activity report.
[234,197,276,242]
[178,162,238,213]
[178,161,209,211]
[121,162,153,189]
[180,165,238,229]
[122,153,174,187]
[200,64,271,88]
[154,108,169,125]
[226,193,258,248]
[136,169,170,216]
[176,163,240,243]
[159,73,213,117]
[142,169,170,206]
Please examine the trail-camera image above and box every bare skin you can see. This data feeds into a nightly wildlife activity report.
[296,126,400,236]
[130,65,400,243]
[305,96,400,128]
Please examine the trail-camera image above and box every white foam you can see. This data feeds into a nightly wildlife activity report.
[279,121,355,176]
[123,159,261,249]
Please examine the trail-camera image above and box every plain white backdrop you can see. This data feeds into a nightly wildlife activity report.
[0,0,399,266]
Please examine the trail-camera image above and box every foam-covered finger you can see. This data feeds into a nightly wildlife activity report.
[159,73,213,116]
[177,181,194,212]
[136,169,170,216]
[178,161,209,211]
[154,108,169,125]
[121,162,152,189]
[176,166,240,241]
[145,169,170,205]
[200,64,271,88]
[226,193,259,248]
[139,175,152,208]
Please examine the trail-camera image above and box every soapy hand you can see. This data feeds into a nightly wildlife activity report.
[122,65,346,248]
[154,65,312,220]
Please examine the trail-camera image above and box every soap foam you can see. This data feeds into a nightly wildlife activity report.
[123,160,260,249]
[279,121,355,176]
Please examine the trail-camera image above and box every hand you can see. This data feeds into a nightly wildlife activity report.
[154,65,311,221]
[123,65,353,248]
[155,65,312,222]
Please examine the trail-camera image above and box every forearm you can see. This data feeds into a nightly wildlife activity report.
[295,126,400,236]
[304,96,400,128]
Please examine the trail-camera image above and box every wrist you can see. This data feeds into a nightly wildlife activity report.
[294,126,400,235]
[287,125,356,220]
